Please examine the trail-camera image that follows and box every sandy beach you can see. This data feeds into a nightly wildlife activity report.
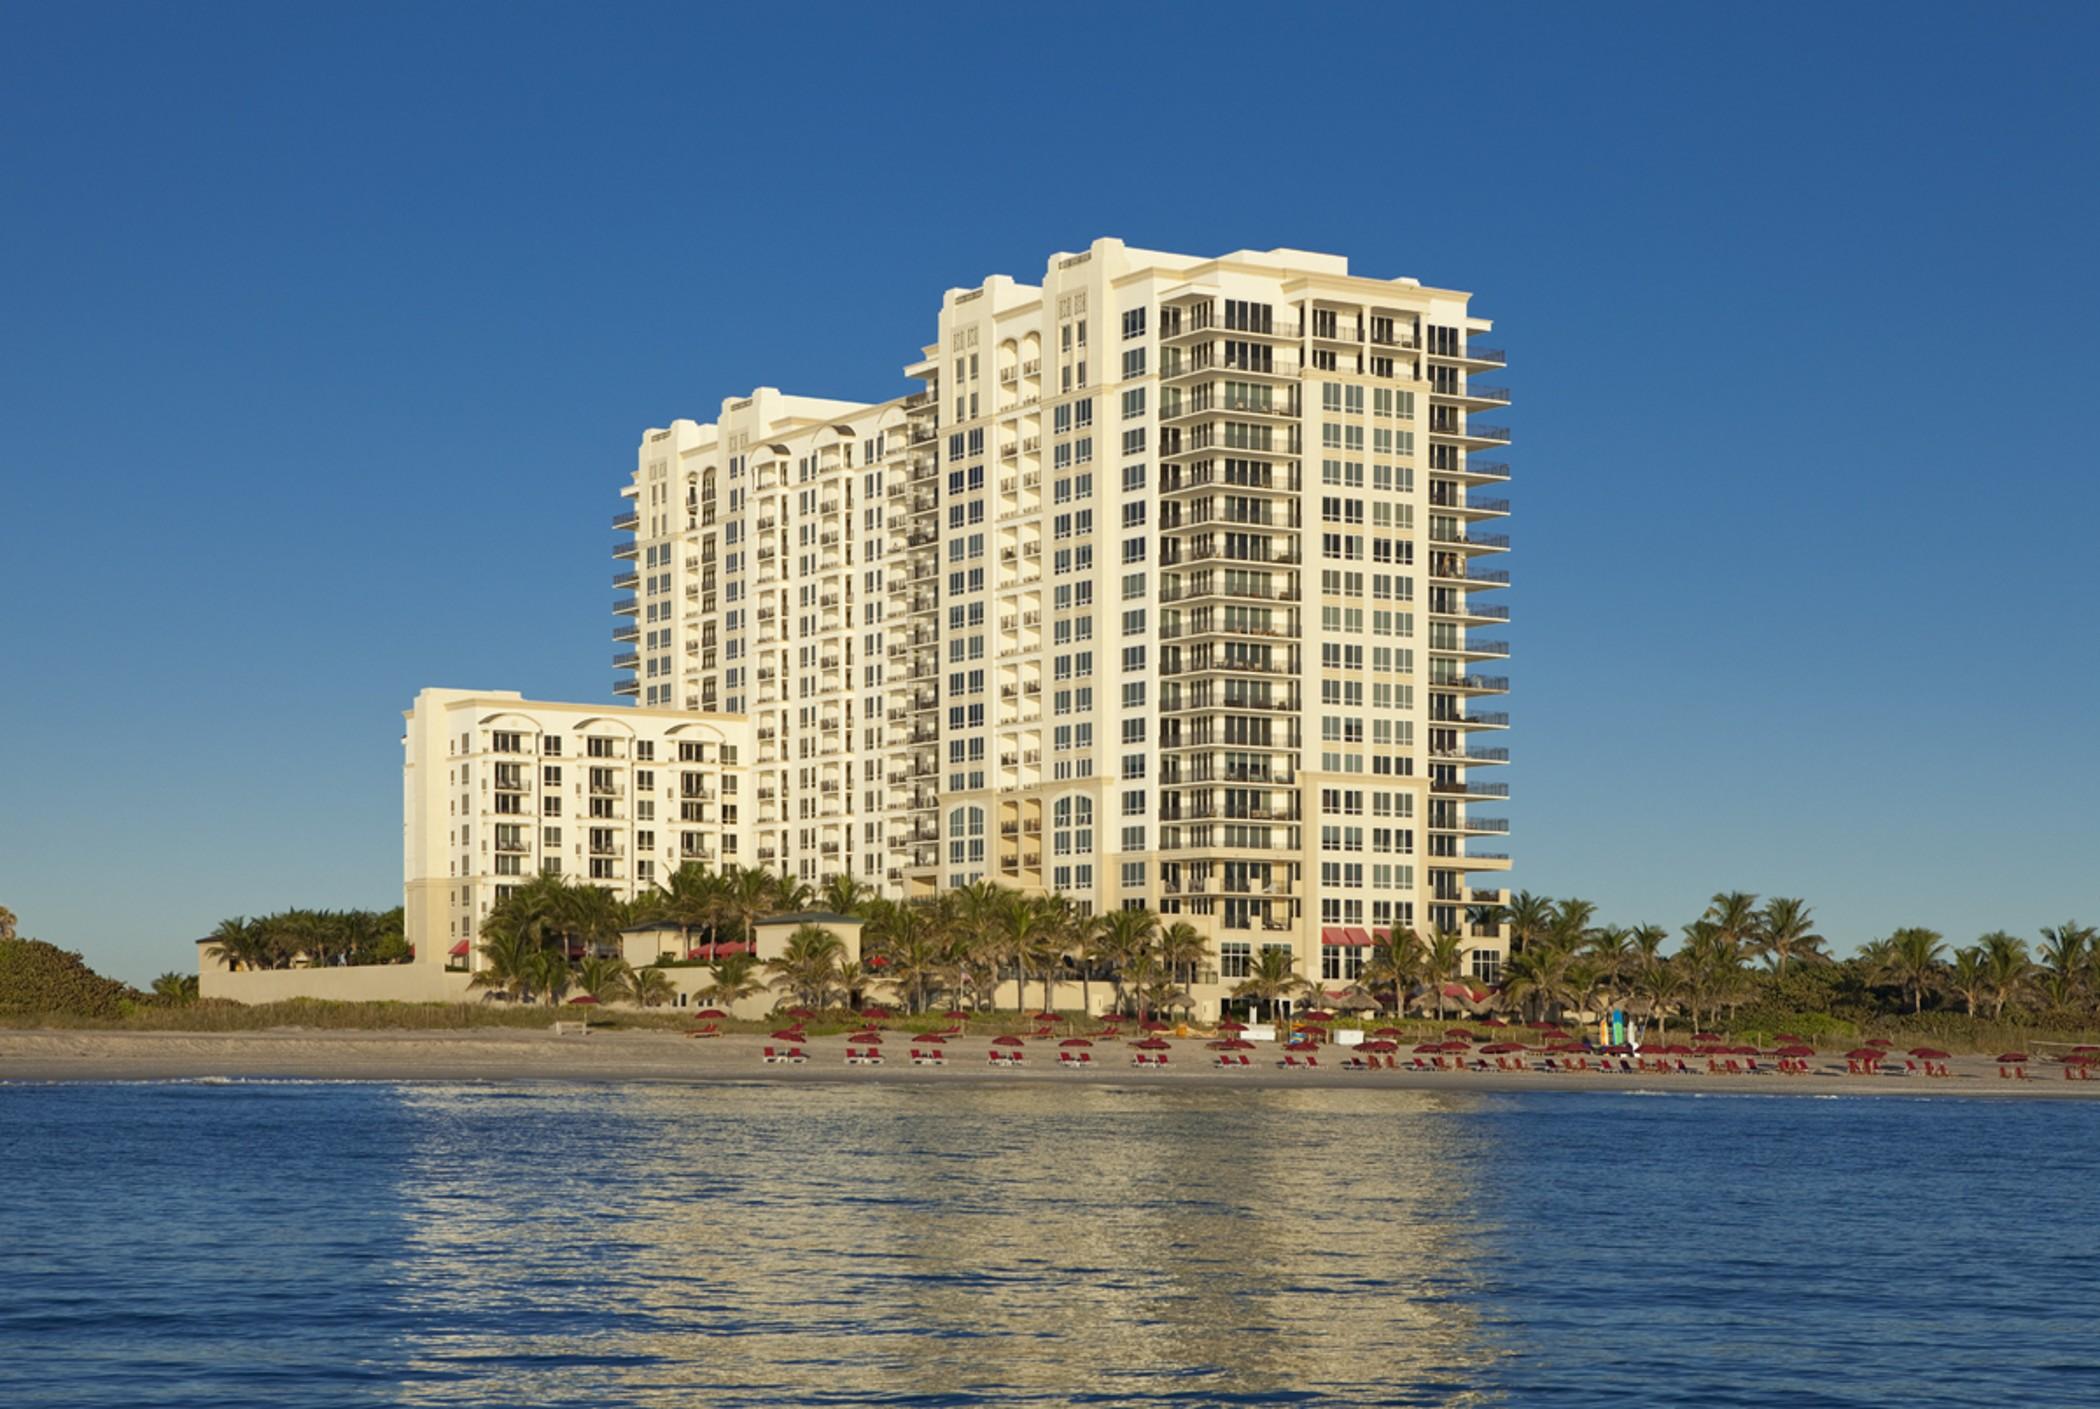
[4,1027,2096,1099]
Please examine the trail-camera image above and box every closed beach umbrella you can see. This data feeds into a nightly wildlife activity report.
[1060,1037,1093,1048]
[991,1035,1024,1048]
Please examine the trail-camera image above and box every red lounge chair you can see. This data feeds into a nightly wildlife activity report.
[686,1022,720,1039]
[762,1045,778,1063]
[1081,1052,1096,1065]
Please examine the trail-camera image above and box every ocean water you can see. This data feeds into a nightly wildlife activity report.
[2,1082,2095,1408]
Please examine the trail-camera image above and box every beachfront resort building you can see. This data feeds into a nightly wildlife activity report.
[400,689,752,969]
[611,238,1514,999]
[199,239,1516,1016]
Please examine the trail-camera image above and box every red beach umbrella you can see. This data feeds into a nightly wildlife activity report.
[1133,1037,1170,1051]
[1996,1052,2030,1063]
[1443,1027,1474,1038]
[1844,1048,1886,1062]
[1480,1042,1525,1054]
[1224,1038,1255,1050]
[1140,1019,1172,1033]
[1775,1045,1817,1058]
[568,994,600,1005]
[1302,1009,1335,1021]
[1374,1026,1406,1037]
[692,1007,727,1019]
[1413,1042,1446,1053]
[848,1029,882,1043]
[1865,1037,1895,1048]
[1358,1040,1399,1053]
[787,1007,815,1019]
[1217,1021,1248,1033]
[1031,1011,1059,1021]
[1775,1033,1809,1044]
[1527,1020,1562,1031]
[859,1006,891,1020]
[1909,1047,1950,1059]
[1286,1040,1319,1052]
[991,1035,1024,1048]
[1481,1018,1510,1028]
[771,1028,807,1042]
[1060,1037,1093,1048]
[944,1009,970,1020]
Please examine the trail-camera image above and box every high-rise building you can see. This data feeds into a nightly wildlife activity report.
[618,238,1513,998]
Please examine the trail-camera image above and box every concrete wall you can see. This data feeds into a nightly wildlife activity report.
[199,962,477,1005]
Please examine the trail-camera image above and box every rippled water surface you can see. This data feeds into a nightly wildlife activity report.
[4,1081,2096,1407]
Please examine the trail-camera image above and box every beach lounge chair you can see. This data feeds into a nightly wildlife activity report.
[1082,1052,1097,1066]
[1278,1054,1302,1069]
[686,1022,720,1039]
[910,1047,945,1067]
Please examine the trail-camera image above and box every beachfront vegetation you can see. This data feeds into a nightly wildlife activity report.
[1,934,144,1018]
[206,909,408,970]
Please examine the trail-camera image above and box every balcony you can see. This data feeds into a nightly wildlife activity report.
[1433,674,1509,694]
[613,539,639,561]
[1428,527,1510,553]
[613,678,640,696]
[613,652,640,671]
[612,622,640,643]
[1429,710,1509,730]
[613,596,639,616]
[612,511,639,532]
[1428,344,1506,368]
[1431,779,1511,799]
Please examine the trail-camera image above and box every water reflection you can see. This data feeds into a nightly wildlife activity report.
[383,1083,1512,1406]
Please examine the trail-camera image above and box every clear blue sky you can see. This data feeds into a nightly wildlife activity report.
[3,2,2095,983]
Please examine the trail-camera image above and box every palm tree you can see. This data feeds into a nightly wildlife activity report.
[1946,947,1988,1017]
[765,925,844,1010]
[999,893,1052,1012]
[207,916,270,972]
[526,947,572,1006]
[648,862,724,957]
[868,902,944,1015]
[723,866,782,948]
[1631,956,1681,1037]
[1093,907,1157,1017]
[1502,891,1556,957]
[469,927,538,1002]
[1753,897,1825,974]
[700,953,764,1008]
[0,905,17,942]
[1881,927,1945,1014]
[1704,892,1762,956]
[2039,922,2094,1015]
[1423,930,1468,1021]
[1360,927,1421,1015]
[1502,943,1575,1023]
[1978,931,2032,1020]
[575,955,632,1003]
[819,873,871,918]
[1230,946,1306,1019]
[1156,921,1210,1000]
[625,965,676,1008]
[150,972,199,1004]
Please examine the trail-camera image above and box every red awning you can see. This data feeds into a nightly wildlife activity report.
[1321,928,1373,947]
[1320,926,1347,943]
[448,940,469,957]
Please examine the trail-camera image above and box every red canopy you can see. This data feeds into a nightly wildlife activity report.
[991,1035,1024,1047]
[1444,1027,1474,1038]
[448,940,470,957]
[1480,1018,1509,1028]
[1060,1037,1092,1048]
[1133,1037,1171,1050]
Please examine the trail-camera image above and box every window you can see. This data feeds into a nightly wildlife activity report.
[1121,307,1146,339]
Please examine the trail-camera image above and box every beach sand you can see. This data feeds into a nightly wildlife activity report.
[4,1028,2096,1099]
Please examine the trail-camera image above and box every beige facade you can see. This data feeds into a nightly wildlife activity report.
[400,688,751,972]
[620,239,1516,1004]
